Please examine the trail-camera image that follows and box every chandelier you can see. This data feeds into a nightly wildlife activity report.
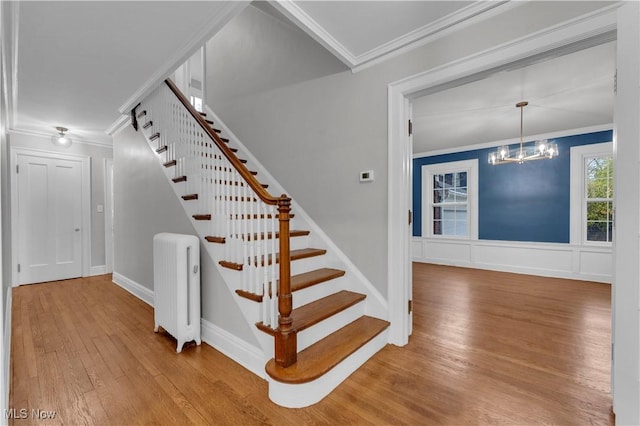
[488,101,558,165]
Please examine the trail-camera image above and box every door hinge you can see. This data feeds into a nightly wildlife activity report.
[17,264,20,273]
[611,343,614,360]
[408,210,412,225]
[408,119,413,136]
[408,300,413,314]
[16,164,19,174]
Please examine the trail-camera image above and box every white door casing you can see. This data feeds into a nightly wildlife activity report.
[11,147,91,286]
[387,6,618,344]
[104,158,114,273]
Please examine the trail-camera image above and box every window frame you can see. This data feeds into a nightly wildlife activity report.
[570,142,614,246]
[422,159,478,240]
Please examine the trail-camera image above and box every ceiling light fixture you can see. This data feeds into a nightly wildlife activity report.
[51,126,72,147]
[488,101,558,165]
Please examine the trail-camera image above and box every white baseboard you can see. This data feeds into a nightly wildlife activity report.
[112,272,154,306]
[200,319,266,379]
[89,265,107,276]
[3,289,12,425]
[110,272,265,378]
[412,237,613,283]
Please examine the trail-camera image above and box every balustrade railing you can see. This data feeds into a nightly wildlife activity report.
[136,79,297,367]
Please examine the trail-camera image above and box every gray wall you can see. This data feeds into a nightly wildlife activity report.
[8,132,112,268]
[205,1,609,295]
[113,125,257,345]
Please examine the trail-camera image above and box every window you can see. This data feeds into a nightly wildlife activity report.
[432,172,468,236]
[585,155,613,242]
[422,159,478,239]
[190,96,203,113]
[569,142,613,245]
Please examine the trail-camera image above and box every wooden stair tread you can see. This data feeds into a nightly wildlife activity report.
[236,267,344,303]
[205,236,225,244]
[156,146,167,153]
[244,230,309,241]
[265,316,389,384]
[290,268,345,293]
[182,194,198,201]
[220,248,326,271]
[289,290,365,333]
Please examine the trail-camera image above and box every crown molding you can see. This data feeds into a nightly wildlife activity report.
[272,0,521,73]
[1,1,20,129]
[413,123,613,159]
[118,1,250,115]
[351,1,516,72]
[9,128,113,148]
[270,0,358,69]
[105,114,130,136]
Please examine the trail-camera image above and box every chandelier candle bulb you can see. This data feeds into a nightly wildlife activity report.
[488,101,559,165]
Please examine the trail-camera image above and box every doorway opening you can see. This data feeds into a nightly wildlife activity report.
[387,3,617,347]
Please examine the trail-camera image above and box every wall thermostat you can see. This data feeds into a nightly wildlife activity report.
[360,170,374,182]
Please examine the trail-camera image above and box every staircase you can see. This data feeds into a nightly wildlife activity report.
[134,79,389,407]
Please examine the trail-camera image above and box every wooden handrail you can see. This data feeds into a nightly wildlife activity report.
[163,78,296,367]
[164,79,282,205]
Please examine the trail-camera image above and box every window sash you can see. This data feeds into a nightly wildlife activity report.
[584,154,613,244]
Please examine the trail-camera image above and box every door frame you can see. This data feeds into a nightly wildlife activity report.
[104,158,113,273]
[10,147,91,286]
[386,6,618,345]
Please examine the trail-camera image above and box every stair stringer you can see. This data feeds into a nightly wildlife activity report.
[204,105,389,321]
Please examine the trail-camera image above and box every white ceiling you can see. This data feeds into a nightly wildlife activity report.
[5,1,615,152]
[411,41,615,154]
[271,0,507,70]
[8,1,242,145]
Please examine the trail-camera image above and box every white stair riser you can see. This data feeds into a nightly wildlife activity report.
[297,301,365,352]
[290,256,326,276]
[292,276,346,309]
[267,327,389,408]
[255,327,275,359]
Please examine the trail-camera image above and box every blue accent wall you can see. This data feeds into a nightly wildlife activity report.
[413,130,613,242]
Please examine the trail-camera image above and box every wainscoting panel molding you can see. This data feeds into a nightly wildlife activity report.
[412,237,612,283]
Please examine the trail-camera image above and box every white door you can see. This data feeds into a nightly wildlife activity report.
[17,154,83,284]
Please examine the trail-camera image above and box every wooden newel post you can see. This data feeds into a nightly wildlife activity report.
[275,195,296,367]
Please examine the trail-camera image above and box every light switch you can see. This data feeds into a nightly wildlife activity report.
[97,204,104,213]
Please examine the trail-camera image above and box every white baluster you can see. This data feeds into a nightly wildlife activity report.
[270,205,277,328]
[249,188,256,295]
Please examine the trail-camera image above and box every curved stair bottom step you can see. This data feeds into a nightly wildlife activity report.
[266,322,389,408]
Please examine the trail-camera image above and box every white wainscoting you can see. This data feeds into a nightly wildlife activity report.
[412,237,612,283]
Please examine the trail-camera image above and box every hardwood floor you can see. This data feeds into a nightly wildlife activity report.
[9,264,613,425]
